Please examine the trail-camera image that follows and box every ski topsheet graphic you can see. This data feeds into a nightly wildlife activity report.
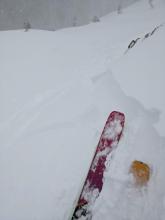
[71,111,125,220]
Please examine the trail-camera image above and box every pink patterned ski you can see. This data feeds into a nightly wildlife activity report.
[71,111,125,219]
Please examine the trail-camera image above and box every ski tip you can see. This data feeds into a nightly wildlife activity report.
[109,111,125,122]
[110,111,125,116]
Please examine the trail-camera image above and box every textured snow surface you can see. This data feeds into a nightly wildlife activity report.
[1,0,165,220]
[103,119,123,140]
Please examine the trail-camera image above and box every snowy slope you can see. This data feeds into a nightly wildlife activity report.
[0,0,165,220]
[0,0,137,30]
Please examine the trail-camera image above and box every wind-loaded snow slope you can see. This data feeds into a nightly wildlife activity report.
[0,0,165,220]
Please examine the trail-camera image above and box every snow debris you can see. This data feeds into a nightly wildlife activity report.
[103,119,122,140]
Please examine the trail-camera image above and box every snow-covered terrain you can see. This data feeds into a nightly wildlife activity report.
[0,0,137,30]
[1,0,165,219]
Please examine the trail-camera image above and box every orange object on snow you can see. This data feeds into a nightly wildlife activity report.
[130,160,150,186]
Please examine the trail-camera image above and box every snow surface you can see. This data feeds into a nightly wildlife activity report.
[1,0,165,220]
[103,119,123,140]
